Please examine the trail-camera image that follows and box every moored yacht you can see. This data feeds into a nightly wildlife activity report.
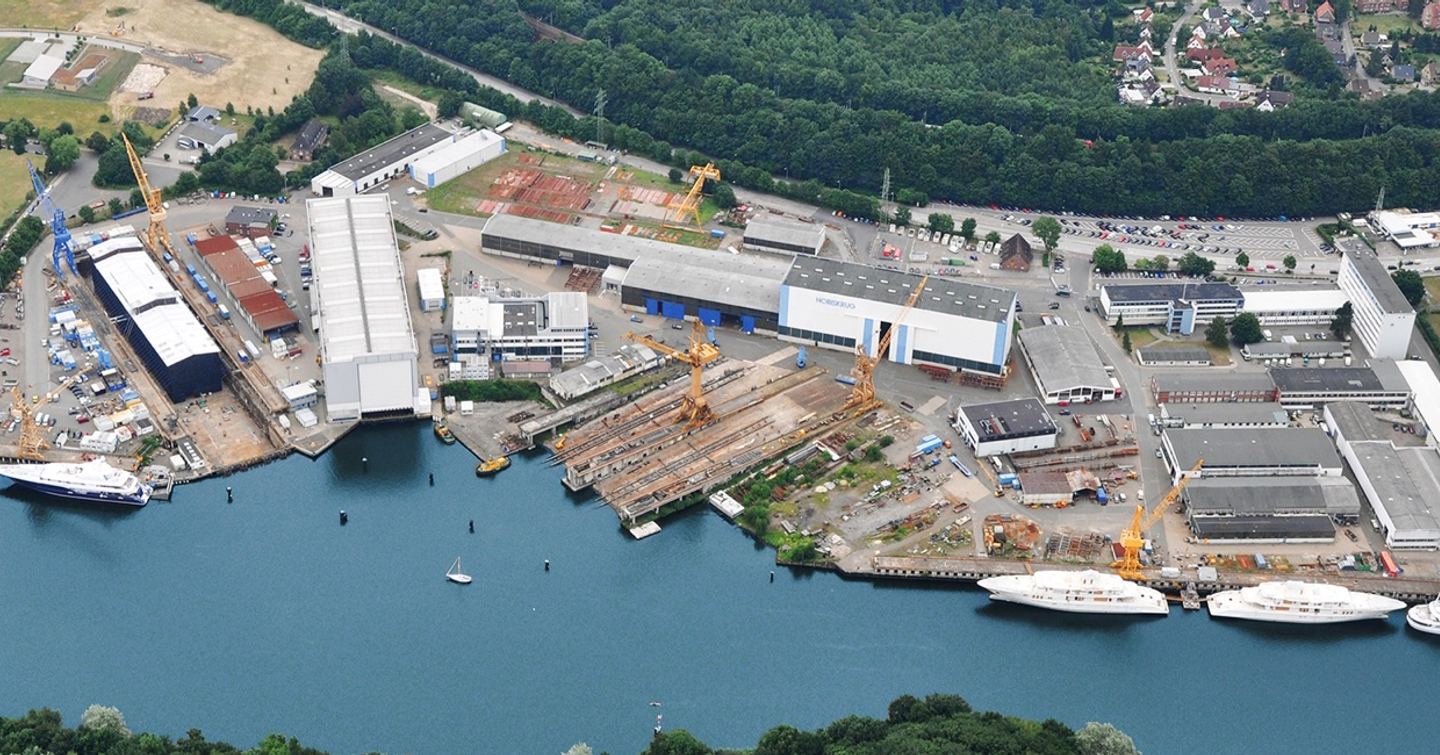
[1407,596,1440,635]
[1207,580,1404,624]
[977,570,1169,615]
[0,459,151,506]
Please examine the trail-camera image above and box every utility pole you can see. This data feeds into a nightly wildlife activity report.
[1375,186,1385,213]
[593,89,607,146]
[880,167,892,204]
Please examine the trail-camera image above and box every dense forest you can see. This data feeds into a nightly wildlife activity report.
[642,693,1138,755]
[207,0,1440,216]
[0,706,324,755]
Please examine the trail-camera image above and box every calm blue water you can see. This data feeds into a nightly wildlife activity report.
[1,424,1436,754]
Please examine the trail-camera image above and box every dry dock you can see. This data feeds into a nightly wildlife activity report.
[555,360,851,523]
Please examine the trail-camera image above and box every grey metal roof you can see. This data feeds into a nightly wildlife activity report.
[1269,365,1408,394]
[1323,401,1423,445]
[186,105,221,121]
[784,257,1016,323]
[483,213,747,264]
[1136,345,1211,363]
[1152,372,1276,394]
[179,120,234,144]
[958,398,1056,441]
[1342,246,1413,314]
[1241,342,1346,358]
[1166,401,1288,426]
[1189,515,1336,540]
[743,216,824,251]
[1102,282,1242,303]
[549,343,659,399]
[1166,427,1341,469]
[225,205,277,226]
[292,119,329,152]
[623,247,791,315]
[501,302,540,336]
[1347,441,1440,539]
[1184,476,1360,516]
[327,122,452,180]
[1017,325,1111,392]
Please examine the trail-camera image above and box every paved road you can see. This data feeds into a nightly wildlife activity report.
[1162,1,1231,104]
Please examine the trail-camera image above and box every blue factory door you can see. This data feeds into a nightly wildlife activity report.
[740,316,756,333]
[698,308,721,326]
[661,301,686,320]
[645,298,660,315]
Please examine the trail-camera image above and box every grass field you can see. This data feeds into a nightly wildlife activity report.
[0,152,33,222]
[0,94,113,132]
[0,0,88,28]
[1354,13,1422,37]
[1424,276,1440,305]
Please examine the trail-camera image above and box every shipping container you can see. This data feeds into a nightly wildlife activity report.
[1380,551,1400,577]
[218,305,231,320]
[244,340,260,358]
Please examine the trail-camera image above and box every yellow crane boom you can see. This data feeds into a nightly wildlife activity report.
[1112,459,1203,580]
[11,386,46,460]
[666,162,720,228]
[625,320,721,429]
[121,134,177,258]
[844,274,928,412]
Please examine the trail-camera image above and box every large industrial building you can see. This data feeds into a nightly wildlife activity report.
[1098,282,1242,335]
[450,292,589,363]
[1338,246,1415,359]
[87,237,224,402]
[1239,287,1349,325]
[1269,362,1409,408]
[1183,477,1359,543]
[307,195,423,422]
[1326,401,1440,549]
[1369,209,1440,249]
[780,258,1017,375]
[1159,402,1289,429]
[192,237,299,339]
[1016,325,1117,404]
[481,215,789,333]
[954,398,1057,457]
[408,129,506,189]
[742,216,825,256]
[310,122,456,197]
[1151,372,1278,403]
[1161,427,1343,480]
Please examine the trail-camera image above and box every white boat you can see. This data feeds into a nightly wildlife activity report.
[977,569,1169,615]
[1407,595,1440,635]
[0,459,151,506]
[446,557,472,585]
[1207,581,1405,624]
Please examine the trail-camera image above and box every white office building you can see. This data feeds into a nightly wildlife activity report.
[310,123,456,197]
[1337,247,1415,360]
[451,292,589,363]
[307,195,423,422]
[1369,209,1440,249]
[408,129,505,188]
[954,398,1058,457]
[1240,287,1348,325]
[1098,282,1243,335]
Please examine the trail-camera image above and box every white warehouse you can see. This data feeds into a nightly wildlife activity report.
[451,292,589,363]
[409,129,505,188]
[779,258,1017,377]
[417,267,445,312]
[955,398,1058,457]
[310,122,456,197]
[307,195,424,422]
[1240,287,1348,326]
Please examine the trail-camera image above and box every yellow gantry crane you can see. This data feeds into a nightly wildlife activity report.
[1112,459,1203,581]
[11,387,46,460]
[625,320,722,429]
[121,134,178,259]
[844,274,928,412]
[665,162,721,228]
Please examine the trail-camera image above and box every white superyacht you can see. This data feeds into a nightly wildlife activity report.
[977,569,1169,615]
[1207,580,1404,624]
[1406,595,1440,635]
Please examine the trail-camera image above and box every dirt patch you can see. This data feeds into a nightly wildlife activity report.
[130,105,172,126]
[73,0,324,114]
[118,61,166,93]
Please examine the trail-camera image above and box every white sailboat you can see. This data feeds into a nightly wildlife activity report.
[446,557,472,585]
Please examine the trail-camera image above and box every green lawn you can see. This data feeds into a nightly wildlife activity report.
[0,93,112,132]
[1424,276,1440,305]
[1353,13,1422,36]
[0,59,25,87]
[0,152,33,222]
[363,68,447,104]
[1119,326,1159,351]
[0,38,20,63]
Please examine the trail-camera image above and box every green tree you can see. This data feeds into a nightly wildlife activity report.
[1076,722,1139,755]
[894,206,911,226]
[1205,316,1230,348]
[1236,251,1250,268]
[1092,244,1126,273]
[1113,313,1125,331]
[56,121,73,136]
[4,118,36,155]
[107,197,124,217]
[1177,251,1215,277]
[77,205,96,224]
[85,131,111,153]
[437,91,464,119]
[642,730,712,755]
[712,182,737,209]
[927,212,954,234]
[959,217,976,241]
[225,101,235,117]
[186,93,198,108]
[667,167,683,183]
[1230,312,1265,345]
[1152,254,1169,270]
[80,705,130,737]
[1032,216,1061,251]
[1122,329,1132,353]
[93,143,138,188]
[1392,269,1424,306]
[984,230,1001,245]
[1282,255,1297,271]
[895,187,928,206]
[43,134,80,174]
[129,188,145,208]
[1331,301,1354,340]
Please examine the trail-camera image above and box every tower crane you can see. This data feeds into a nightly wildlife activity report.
[26,160,78,277]
[10,387,46,460]
[625,320,722,429]
[121,134,178,259]
[665,162,721,229]
[844,274,928,412]
[1112,459,1204,581]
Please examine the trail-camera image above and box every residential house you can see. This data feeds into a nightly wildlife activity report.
[1204,57,1240,76]
[1202,6,1229,22]
[290,119,330,161]
[1187,47,1226,62]
[1247,0,1271,17]
[1125,57,1153,79]
[1324,38,1348,68]
[1120,79,1163,106]
[1196,75,1237,94]
[186,105,222,123]
[1139,26,1154,42]
[1425,1,1440,30]
[1316,21,1339,40]
[1138,7,1155,23]
[1113,44,1150,62]
[1255,89,1295,111]
[1421,61,1440,86]
[1315,1,1335,23]
[1282,0,1308,11]
[1393,63,1417,83]
[1360,31,1387,49]
[1217,99,1254,110]
[999,234,1034,272]
[1355,0,1400,11]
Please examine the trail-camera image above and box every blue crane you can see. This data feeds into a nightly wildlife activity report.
[26,160,78,277]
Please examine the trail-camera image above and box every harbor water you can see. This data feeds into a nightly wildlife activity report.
[1,424,1437,753]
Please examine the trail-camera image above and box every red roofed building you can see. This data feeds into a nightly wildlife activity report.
[1424,1,1440,30]
[1113,44,1149,62]
[1315,1,1335,22]
[197,247,298,338]
[1204,57,1239,76]
[1186,47,1226,62]
[1196,75,1235,94]
[193,235,240,257]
